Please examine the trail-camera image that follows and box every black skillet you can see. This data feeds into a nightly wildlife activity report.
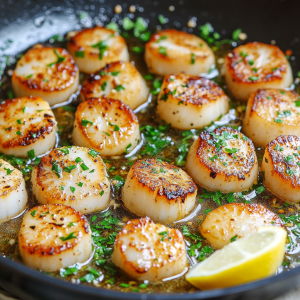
[0,0,300,299]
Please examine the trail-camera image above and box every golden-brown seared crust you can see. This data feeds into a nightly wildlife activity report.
[81,61,138,99]
[0,159,22,197]
[0,97,56,149]
[114,217,185,273]
[266,135,300,185]
[199,203,284,249]
[75,97,138,150]
[146,29,210,62]
[200,203,283,237]
[12,47,78,92]
[35,147,107,202]
[225,42,288,84]
[68,27,126,58]
[19,204,89,256]
[196,127,256,180]
[130,158,197,202]
[249,89,300,122]
[159,73,228,106]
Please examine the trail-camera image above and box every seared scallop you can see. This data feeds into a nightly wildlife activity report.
[12,47,79,106]
[200,203,283,249]
[0,159,27,224]
[112,217,188,281]
[122,158,197,223]
[18,204,92,272]
[145,29,215,76]
[31,146,110,214]
[68,27,129,74]
[243,89,300,147]
[185,127,258,193]
[0,97,57,157]
[80,61,149,109]
[262,135,300,203]
[224,42,293,101]
[157,73,229,129]
[72,97,140,156]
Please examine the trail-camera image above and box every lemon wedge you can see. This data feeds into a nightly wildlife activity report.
[185,227,287,290]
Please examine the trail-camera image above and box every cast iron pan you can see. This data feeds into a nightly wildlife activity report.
[0,0,300,299]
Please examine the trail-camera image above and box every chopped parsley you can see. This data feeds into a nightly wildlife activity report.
[122,17,135,30]
[199,189,235,205]
[115,85,125,92]
[158,14,167,24]
[75,51,85,58]
[141,124,170,156]
[158,46,167,56]
[132,46,144,53]
[230,235,238,242]
[285,155,294,163]
[31,210,36,217]
[62,105,77,112]
[47,49,65,67]
[108,122,120,131]
[70,186,76,193]
[191,53,196,64]
[60,232,77,241]
[275,144,284,151]
[81,119,93,127]
[61,265,79,277]
[113,175,126,189]
[88,149,99,158]
[27,149,35,159]
[225,148,239,154]
[101,81,107,91]
[275,110,291,123]
[92,40,108,60]
[59,148,70,155]
[63,165,76,173]
[150,78,163,95]
[286,168,296,176]
[51,161,62,178]
[158,231,169,241]
[232,28,242,41]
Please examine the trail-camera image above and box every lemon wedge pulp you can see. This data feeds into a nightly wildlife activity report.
[185,227,287,290]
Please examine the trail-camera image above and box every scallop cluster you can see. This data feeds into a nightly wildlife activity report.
[2,20,298,288]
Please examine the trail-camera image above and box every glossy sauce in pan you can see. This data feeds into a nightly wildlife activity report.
[0,32,299,294]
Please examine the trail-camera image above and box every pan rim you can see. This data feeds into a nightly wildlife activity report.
[0,255,299,299]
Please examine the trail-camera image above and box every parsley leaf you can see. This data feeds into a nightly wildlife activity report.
[47,49,65,67]
[60,232,77,241]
